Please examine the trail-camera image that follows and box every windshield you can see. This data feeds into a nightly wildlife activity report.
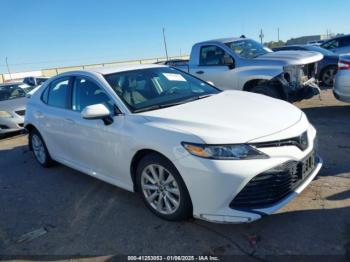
[104,67,220,113]
[225,39,270,59]
[306,45,335,56]
[0,84,35,101]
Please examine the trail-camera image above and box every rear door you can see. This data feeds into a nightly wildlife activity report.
[189,45,239,90]
[39,76,74,159]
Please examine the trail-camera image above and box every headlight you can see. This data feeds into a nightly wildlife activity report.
[0,111,12,118]
[181,142,269,160]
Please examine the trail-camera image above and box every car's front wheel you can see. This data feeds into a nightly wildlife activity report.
[136,153,192,221]
[321,66,337,87]
[29,129,54,167]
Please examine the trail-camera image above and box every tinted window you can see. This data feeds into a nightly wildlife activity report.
[104,67,220,113]
[200,45,228,65]
[72,77,114,112]
[322,39,339,49]
[47,78,70,108]
[340,36,350,47]
[0,84,30,101]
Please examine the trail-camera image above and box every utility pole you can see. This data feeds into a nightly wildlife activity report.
[5,57,12,80]
[259,29,264,45]
[162,27,169,60]
[277,28,280,42]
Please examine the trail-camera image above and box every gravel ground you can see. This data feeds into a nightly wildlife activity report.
[0,89,349,261]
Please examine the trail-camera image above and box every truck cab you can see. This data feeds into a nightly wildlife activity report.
[174,37,324,102]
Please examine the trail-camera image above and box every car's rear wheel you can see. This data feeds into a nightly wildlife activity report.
[250,85,283,100]
[29,129,54,167]
[136,153,192,221]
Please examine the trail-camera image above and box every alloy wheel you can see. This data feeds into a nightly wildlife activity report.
[31,134,46,164]
[322,68,336,87]
[141,164,180,215]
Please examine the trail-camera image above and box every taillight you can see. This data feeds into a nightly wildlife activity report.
[338,60,350,70]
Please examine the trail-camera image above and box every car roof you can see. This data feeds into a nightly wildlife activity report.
[82,63,166,75]
[195,37,247,45]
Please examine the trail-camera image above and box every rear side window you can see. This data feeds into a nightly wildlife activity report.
[47,78,70,108]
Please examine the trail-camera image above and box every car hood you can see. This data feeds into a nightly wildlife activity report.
[255,50,323,65]
[139,91,303,144]
[0,97,26,112]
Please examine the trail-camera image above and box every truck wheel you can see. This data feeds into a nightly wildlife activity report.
[250,85,282,100]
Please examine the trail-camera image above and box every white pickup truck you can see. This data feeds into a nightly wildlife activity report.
[161,37,323,102]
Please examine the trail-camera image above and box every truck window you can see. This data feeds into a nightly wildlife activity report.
[200,45,228,66]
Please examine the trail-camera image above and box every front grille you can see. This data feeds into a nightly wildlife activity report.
[15,110,25,116]
[252,131,308,151]
[230,151,316,209]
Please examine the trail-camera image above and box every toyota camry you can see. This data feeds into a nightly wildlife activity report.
[24,64,322,223]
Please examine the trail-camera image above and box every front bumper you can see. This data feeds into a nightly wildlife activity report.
[0,116,25,134]
[333,89,350,103]
[174,127,322,223]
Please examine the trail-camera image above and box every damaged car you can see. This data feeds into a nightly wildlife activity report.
[168,37,323,102]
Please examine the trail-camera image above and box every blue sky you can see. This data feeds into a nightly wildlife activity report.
[0,0,349,73]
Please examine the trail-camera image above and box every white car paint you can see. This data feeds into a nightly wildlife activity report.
[25,64,322,223]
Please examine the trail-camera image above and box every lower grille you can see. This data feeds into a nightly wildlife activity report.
[18,123,24,127]
[15,110,26,116]
[230,151,316,209]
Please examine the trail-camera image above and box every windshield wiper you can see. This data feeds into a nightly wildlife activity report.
[133,94,213,113]
[133,105,161,113]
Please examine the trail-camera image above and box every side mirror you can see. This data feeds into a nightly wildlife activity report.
[81,104,113,125]
[223,56,235,69]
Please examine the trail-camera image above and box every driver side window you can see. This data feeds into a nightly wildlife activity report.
[72,77,114,113]
[200,45,231,66]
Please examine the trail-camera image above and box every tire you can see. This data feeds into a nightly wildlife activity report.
[321,66,337,88]
[136,153,192,221]
[29,129,54,167]
[250,85,283,100]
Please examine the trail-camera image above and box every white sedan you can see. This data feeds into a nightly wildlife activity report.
[24,64,322,223]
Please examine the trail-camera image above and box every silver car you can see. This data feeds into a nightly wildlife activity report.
[0,82,34,136]
[334,55,350,102]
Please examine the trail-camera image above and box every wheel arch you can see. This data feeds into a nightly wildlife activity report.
[130,149,172,192]
[243,78,288,100]
[25,123,38,150]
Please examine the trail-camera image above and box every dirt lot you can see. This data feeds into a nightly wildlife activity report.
[0,89,349,261]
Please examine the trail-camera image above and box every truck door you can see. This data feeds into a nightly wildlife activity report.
[189,45,239,90]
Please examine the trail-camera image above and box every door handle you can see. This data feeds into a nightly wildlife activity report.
[64,118,75,124]
[196,71,204,74]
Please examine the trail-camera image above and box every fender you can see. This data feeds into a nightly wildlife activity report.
[237,66,284,90]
